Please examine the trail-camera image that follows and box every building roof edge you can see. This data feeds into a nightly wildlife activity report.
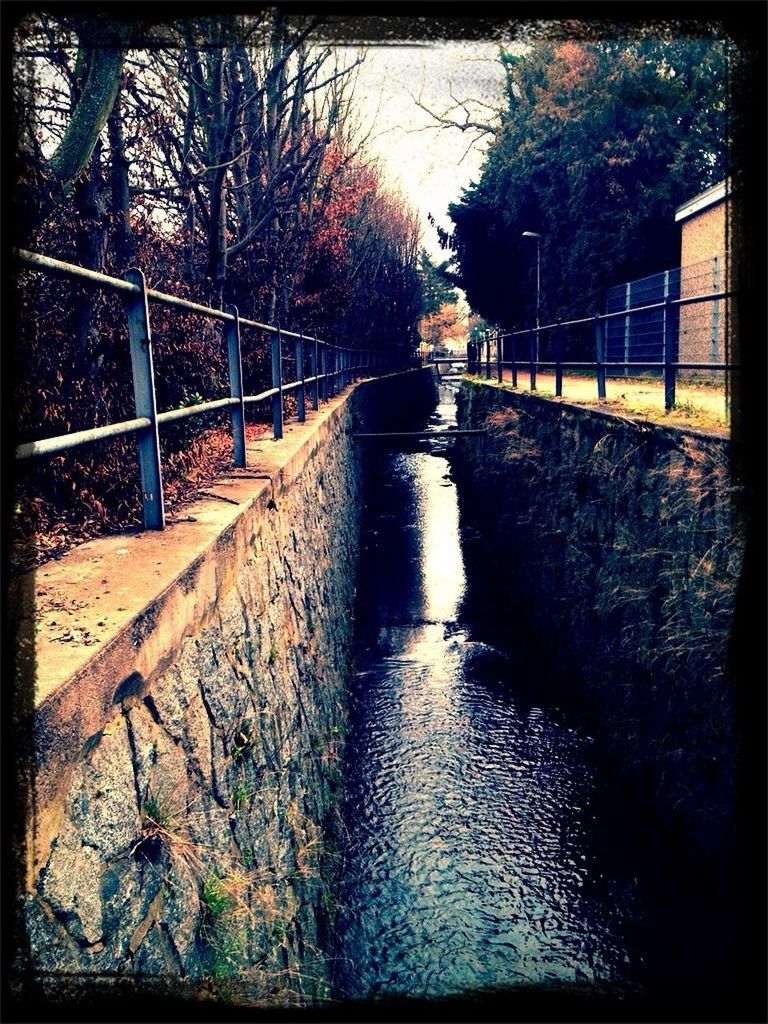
[674,179,731,223]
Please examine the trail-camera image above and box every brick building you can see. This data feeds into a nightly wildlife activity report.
[674,180,731,371]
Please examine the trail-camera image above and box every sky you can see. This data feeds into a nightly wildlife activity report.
[337,40,510,263]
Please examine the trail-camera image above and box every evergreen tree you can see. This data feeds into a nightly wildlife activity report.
[446,36,733,327]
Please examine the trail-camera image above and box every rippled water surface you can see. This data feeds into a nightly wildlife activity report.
[334,386,644,1002]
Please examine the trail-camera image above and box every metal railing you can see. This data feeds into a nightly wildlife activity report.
[15,249,405,530]
[466,286,737,411]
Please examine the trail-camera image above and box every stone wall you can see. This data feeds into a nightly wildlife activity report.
[454,380,747,857]
[15,369,438,1011]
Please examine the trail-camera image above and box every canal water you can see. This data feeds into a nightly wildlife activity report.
[332,380,734,1014]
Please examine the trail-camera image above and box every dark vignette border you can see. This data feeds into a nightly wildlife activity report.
[2,2,765,1022]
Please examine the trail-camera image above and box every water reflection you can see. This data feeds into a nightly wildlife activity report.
[335,384,637,1002]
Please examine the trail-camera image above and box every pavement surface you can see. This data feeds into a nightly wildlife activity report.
[445,369,731,435]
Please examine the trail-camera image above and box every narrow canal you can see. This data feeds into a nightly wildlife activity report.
[332,379,733,1014]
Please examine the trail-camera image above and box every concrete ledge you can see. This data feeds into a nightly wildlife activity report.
[14,372,426,828]
[461,378,733,450]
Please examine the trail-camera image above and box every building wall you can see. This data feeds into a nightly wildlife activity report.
[680,200,727,268]
[678,200,728,371]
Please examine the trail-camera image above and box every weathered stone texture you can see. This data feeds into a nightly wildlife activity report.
[23,371,438,1007]
[455,380,746,854]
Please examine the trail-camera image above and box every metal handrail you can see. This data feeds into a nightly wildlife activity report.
[464,284,737,412]
[497,290,737,340]
[14,249,406,529]
[17,249,323,343]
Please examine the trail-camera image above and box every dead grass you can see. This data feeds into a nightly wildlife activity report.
[11,421,269,573]
[481,372,730,434]
[576,396,729,434]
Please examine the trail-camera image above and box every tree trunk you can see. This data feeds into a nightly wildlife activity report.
[69,139,109,408]
[25,20,133,237]
[107,83,133,271]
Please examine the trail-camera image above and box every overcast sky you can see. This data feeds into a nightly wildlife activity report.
[339,40,510,262]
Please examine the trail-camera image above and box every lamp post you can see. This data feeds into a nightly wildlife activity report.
[522,231,542,364]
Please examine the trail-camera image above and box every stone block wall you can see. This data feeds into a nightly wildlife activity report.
[454,380,747,856]
[15,369,437,1010]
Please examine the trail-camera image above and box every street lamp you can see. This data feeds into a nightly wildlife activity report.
[522,231,542,365]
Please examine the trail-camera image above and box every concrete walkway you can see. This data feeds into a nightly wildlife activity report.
[476,370,730,433]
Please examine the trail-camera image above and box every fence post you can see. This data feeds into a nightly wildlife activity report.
[224,304,246,468]
[485,332,491,379]
[711,255,720,362]
[311,338,319,410]
[528,328,536,390]
[295,332,306,422]
[623,281,631,378]
[272,326,283,439]
[510,334,517,388]
[594,314,606,399]
[555,323,563,397]
[124,269,165,530]
[663,294,676,411]
[496,328,502,383]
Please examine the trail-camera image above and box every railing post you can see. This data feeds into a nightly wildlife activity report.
[311,337,319,410]
[225,304,246,468]
[528,328,536,390]
[485,333,491,379]
[295,331,306,422]
[711,255,720,363]
[321,343,328,400]
[663,294,676,411]
[510,334,517,388]
[124,269,165,530]
[623,281,631,378]
[496,328,502,383]
[594,314,606,399]
[272,325,283,439]
[555,323,563,397]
